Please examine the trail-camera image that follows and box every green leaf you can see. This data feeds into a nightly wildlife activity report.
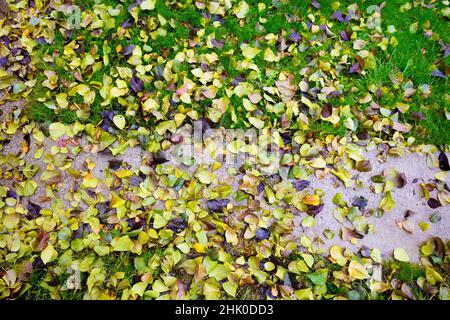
[23,180,37,196]
[209,263,230,281]
[222,281,238,297]
[306,269,328,286]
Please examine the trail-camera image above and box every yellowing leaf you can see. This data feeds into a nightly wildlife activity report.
[248,116,265,129]
[81,174,99,189]
[22,180,37,196]
[330,246,347,266]
[241,44,261,59]
[115,170,133,179]
[225,228,238,245]
[140,0,156,10]
[393,248,409,262]
[233,1,249,19]
[310,158,326,169]
[113,115,126,130]
[348,261,370,280]
[41,243,57,264]
[110,193,125,208]
[425,267,443,285]
[196,170,217,184]
[49,122,66,139]
[222,281,238,297]
[421,241,434,256]
[153,214,168,229]
[302,194,320,206]
[3,214,20,229]
[301,215,316,228]
[131,282,148,297]
[380,192,395,212]
[111,236,134,251]
[263,47,279,62]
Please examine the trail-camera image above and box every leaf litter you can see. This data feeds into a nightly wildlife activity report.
[0,0,449,300]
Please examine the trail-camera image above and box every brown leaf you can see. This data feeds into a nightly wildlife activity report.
[355,160,372,172]
[341,227,364,241]
[396,172,407,188]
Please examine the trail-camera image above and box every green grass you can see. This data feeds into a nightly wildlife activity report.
[25,0,449,147]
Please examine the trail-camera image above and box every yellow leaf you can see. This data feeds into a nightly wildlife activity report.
[263,47,279,62]
[113,115,126,130]
[302,194,320,206]
[49,122,66,139]
[111,236,134,251]
[140,0,156,10]
[393,248,409,262]
[348,261,370,280]
[41,243,57,264]
[241,44,260,59]
[115,170,133,179]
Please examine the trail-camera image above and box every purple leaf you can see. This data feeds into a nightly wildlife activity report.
[154,152,168,165]
[293,180,310,191]
[428,198,441,209]
[352,196,368,211]
[232,75,244,86]
[131,75,144,93]
[332,10,348,22]
[321,103,332,118]
[257,183,265,195]
[289,31,302,42]
[207,199,230,212]
[200,63,209,72]
[121,18,134,29]
[11,48,21,56]
[438,152,450,171]
[108,159,123,170]
[311,0,321,9]
[6,189,17,199]
[19,53,31,65]
[431,69,446,78]
[255,228,270,241]
[340,30,350,41]
[0,35,11,47]
[211,38,224,49]
[280,132,292,145]
[328,90,343,98]
[307,203,324,216]
[168,218,187,233]
[349,62,362,74]
[411,111,426,121]
[155,66,164,80]
[120,44,135,56]
[126,217,146,230]
[35,37,49,45]
[26,202,42,220]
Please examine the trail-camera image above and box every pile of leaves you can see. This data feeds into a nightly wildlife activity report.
[0,0,449,300]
